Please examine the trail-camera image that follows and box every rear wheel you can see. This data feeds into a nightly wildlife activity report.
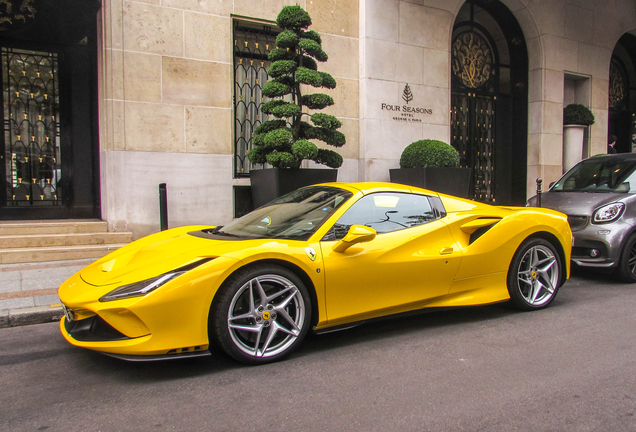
[617,233,636,283]
[507,238,562,310]
[209,264,311,365]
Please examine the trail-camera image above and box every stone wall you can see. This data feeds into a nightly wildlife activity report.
[360,0,636,199]
[99,0,360,238]
[98,0,636,238]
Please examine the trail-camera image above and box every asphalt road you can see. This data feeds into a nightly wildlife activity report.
[2,267,636,432]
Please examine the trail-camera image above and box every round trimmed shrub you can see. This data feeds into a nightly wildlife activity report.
[399,140,460,168]
[263,128,292,149]
[276,5,312,29]
[301,30,321,44]
[266,151,296,168]
[295,67,322,87]
[247,145,268,165]
[275,30,299,49]
[315,149,343,168]
[268,48,294,62]
[299,39,328,61]
[318,72,336,89]
[262,81,292,98]
[310,113,341,129]
[291,140,319,160]
[255,120,287,135]
[301,93,334,110]
[267,60,297,78]
[563,104,595,126]
[269,102,302,118]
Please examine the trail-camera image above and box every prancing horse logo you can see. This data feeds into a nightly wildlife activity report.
[305,247,317,261]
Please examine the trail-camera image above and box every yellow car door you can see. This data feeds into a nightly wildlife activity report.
[319,192,462,326]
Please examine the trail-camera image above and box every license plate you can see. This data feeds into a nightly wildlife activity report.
[61,303,75,322]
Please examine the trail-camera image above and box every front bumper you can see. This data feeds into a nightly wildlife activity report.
[60,317,211,361]
[58,256,243,358]
[570,219,631,268]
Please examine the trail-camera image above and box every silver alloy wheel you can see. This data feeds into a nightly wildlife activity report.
[227,274,306,358]
[516,244,559,306]
[628,240,636,276]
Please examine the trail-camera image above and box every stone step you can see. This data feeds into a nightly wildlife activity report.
[0,219,108,236]
[0,232,133,249]
[0,244,127,264]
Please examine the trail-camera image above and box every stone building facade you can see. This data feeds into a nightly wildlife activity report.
[1,0,636,238]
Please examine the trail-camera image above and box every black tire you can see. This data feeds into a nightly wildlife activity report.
[209,264,312,365]
[617,233,636,283]
[507,237,562,311]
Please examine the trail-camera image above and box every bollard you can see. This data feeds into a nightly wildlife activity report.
[159,183,168,231]
[536,178,542,207]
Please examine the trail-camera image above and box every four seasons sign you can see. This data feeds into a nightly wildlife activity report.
[380,83,433,123]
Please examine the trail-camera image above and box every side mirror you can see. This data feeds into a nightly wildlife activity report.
[617,182,630,193]
[333,225,377,252]
[549,182,555,189]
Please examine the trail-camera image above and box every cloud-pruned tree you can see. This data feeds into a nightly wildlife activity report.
[248,5,345,169]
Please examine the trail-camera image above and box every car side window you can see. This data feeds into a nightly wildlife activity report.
[323,193,440,241]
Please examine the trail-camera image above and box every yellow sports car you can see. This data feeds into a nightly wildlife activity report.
[59,182,572,364]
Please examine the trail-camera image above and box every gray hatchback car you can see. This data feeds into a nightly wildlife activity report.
[527,153,636,282]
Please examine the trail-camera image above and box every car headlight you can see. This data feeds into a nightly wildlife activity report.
[593,202,625,224]
[99,258,213,302]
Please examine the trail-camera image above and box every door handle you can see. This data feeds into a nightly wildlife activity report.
[440,247,454,255]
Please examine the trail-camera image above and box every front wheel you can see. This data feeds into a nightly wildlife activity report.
[209,264,312,365]
[507,238,562,310]
[617,233,636,283]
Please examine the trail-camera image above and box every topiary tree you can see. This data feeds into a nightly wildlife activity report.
[400,139,460,168]
[563,104,595,126]
[247,5,345,169]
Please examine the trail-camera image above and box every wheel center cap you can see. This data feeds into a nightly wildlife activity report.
[262,311,271,320]
[532,271,537,279]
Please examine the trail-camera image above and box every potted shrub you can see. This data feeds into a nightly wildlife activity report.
[563,103,595,171]
[389,139,472,198]
[248,5,345,208]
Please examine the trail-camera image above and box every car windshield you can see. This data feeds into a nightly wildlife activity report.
[551,158,636,193]
[216,186,353,240]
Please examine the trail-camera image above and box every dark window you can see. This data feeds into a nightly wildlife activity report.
[233,21,279,178]
[325,193,439,241]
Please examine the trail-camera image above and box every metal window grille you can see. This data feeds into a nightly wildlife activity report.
[233,22,279,178]
[2,47,61,206]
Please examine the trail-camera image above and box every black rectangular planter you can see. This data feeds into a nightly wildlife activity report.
[389,167,472,198]
[250,168,338,209]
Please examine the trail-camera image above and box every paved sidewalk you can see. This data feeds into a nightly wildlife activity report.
[0,258,97,328]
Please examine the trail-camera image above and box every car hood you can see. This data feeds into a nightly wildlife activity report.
[80,226,258,287]
[533,192,630,215]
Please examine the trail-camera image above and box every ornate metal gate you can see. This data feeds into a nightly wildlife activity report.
[1,47,61,206]
[451,92,496,202]
[451,29,498,203]
[451,0,528,206]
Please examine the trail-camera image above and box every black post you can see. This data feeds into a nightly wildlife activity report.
[536,178,542,207]
[159,183,168,231]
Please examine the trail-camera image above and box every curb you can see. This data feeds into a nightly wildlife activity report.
[0,306,63,329]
